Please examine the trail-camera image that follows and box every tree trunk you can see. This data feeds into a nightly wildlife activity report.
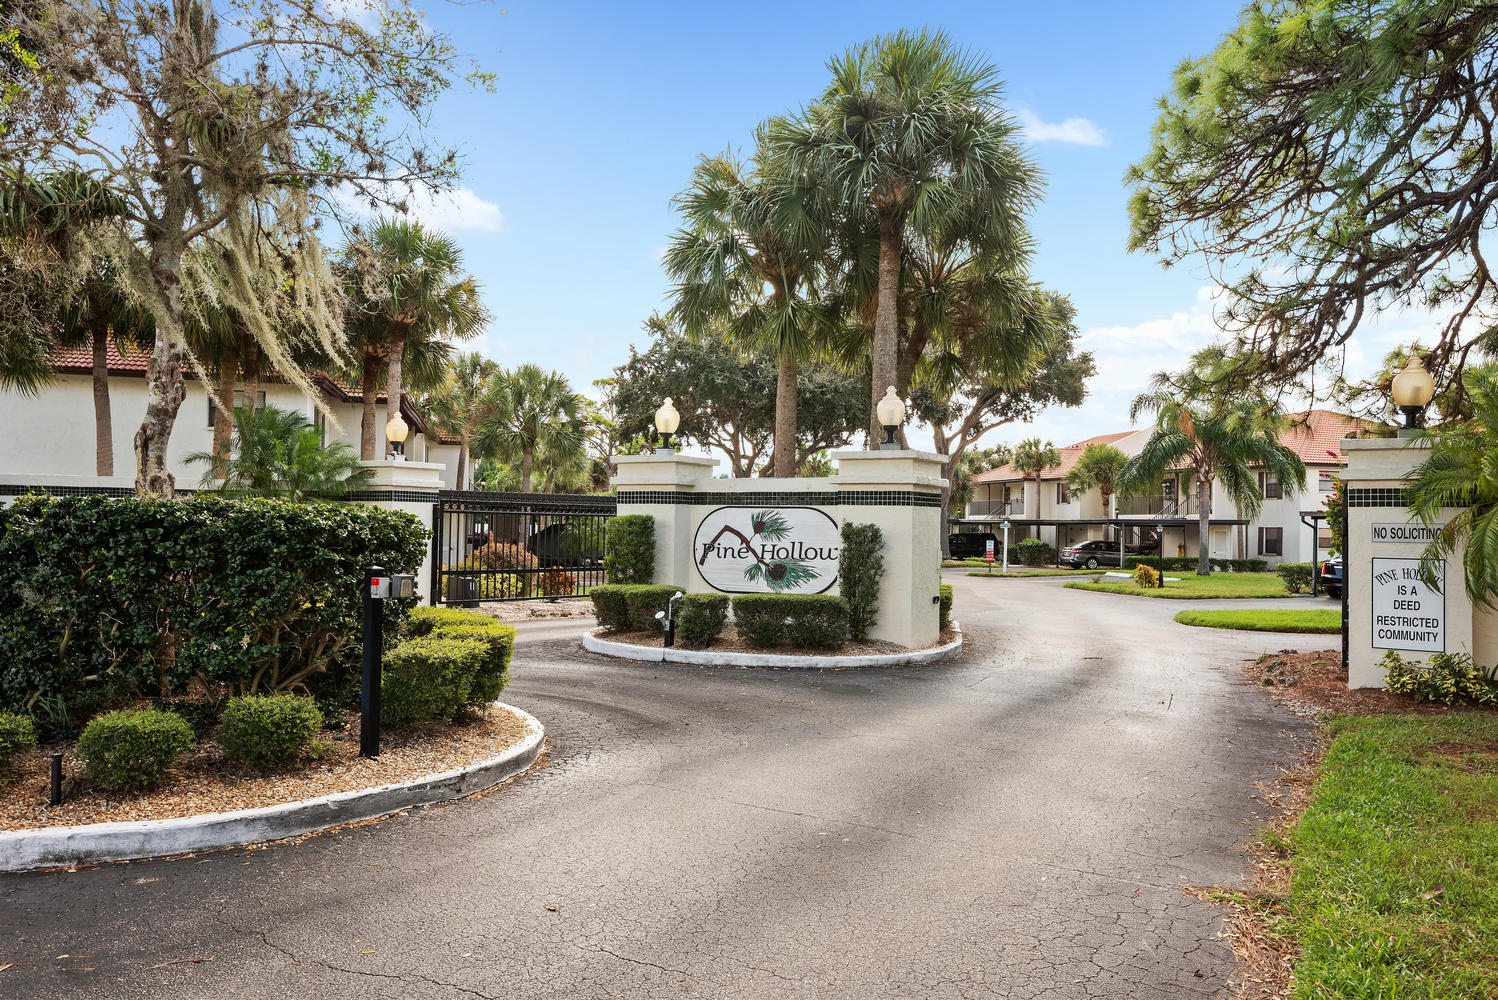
[773,349,798,477]
[90,317,114,478]
[520,446,534,492]
[1197,474,1213,576]
[360,351,380,460]
[134,251,188,497]
[240,339,260,415]
[869,213,902,442]
[455,436,469,491]
[384,325,409,456]
[212,343,239,480]
[1100,484,1112,519]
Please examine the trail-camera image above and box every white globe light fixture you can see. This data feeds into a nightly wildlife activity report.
[385,414,409,459]
[876,386,906,450]
[1390,355,1436,433]
[654,397,681,453]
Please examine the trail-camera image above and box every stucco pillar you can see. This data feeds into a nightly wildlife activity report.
[354,460,442,606]
[611,452,718,587]
[1023,480,1039,520]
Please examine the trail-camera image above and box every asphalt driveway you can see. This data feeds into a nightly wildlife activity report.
[0,574,1315,999]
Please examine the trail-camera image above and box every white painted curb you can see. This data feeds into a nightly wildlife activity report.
[582,624,963,669]
[0,703,544,872]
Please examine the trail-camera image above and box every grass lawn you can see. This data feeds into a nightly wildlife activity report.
[1064,571,1291,599]
[1173,608,1342,633]
[1276,715,1498,997]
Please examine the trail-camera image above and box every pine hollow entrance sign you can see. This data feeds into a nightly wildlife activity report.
[694,507,841,594]
[1371,557,1445,652]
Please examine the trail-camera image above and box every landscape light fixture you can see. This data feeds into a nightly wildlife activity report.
[876,386,906,450]
[655,397,680,452]
[386,414,409,458]
[1390,355,1436,434]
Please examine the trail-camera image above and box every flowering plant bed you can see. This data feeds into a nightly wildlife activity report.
[0,707,532,832]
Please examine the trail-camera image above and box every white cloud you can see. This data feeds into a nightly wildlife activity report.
[1016,108,1107,147]
[334,183,507,234]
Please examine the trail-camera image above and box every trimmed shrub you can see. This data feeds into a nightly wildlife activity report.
[839,523,885,640]
[470,539,540,572]
[407,606,496,638]
[0,494,425,721]
[1013,538,1058,567]
[589,585,633,631]
[1134,564,1160,589]
[1123,556,1269,573]
[604,515,655,584]
[424,622,516,703]
[1277,562,1313,594]
[731,594,850,650]
[625,584,681,631]
[77,708,195,792]
[537,566,577,598]
[678,594,729,648]
[217,695,323,768]
[0,711,37,775]
[381,638,490,727]
[1382,650,1498,705]
[939,584,954,632]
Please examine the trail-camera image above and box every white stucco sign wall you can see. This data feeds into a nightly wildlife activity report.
[1371,557,1445,653]
[693,506,841,594]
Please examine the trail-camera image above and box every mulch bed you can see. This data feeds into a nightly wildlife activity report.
[0,706,531,832]
[596,623,959,657]
[1245,649,1498,719]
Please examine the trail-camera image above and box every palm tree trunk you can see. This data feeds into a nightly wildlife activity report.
[1197,475,1212,576]
[773,349,798,477]
[213,343,239,481]
[384,326,409,455]
[456,436,469,491]
[870,213,902,443]
[1100,484,1113,519]
[89,317,113,478]
[240,340,260,415]
[134,250,188,498]
[520,446,534,493]
[360,352,380,461]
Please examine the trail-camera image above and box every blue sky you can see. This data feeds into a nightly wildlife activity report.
[382,1,1411,453]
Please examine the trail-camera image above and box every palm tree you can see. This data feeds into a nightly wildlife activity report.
[475,365,586,493]
[341,219,487,459]
[422,351,501,490]
[1067,443,1132,518]
[767,29,1039,440]
[665,149,828,477]
[188,405,373,500]
[1011,438,1061,516]
[1126,361,1307,575]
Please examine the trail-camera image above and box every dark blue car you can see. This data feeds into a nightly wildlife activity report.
[1319,556,1343,598]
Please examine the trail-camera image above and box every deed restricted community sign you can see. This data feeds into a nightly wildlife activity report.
[1371,557,1446,652]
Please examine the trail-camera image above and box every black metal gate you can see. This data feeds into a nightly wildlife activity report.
[431,491,616,604]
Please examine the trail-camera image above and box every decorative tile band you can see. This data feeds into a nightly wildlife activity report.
[1347,487,1410,508]
[0,484,186,498]
[616,489,943,508]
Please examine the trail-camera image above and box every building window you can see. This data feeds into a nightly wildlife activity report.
[1258,526,1283,556]
[1263,470,1283,500]
[1056,482,1070,505]
[207,390,266,428]
[1319,472,1336,492]
[1317,529,1333,550]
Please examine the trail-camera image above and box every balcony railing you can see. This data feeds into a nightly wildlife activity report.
[1118,494,1198,518]
[967,499,1022,518]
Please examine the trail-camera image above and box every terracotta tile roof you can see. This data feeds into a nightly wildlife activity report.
[973,434,1131,485]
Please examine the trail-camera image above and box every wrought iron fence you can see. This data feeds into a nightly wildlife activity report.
[431,491,616,604]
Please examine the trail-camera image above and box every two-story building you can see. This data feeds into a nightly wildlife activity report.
[960,410,1370,566]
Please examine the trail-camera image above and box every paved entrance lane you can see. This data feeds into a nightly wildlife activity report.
[2,576,1308,999]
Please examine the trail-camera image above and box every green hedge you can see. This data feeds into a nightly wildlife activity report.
[589,583,681,632]
[386,607,516,716]
[839,523,884,640]
[1013,538,1058,566]
[0,495,426,730]
[1122,555,1270,573]
[604,515,655,584]
[0,711,36,775]
[678,594,729,647]
[381,638,491,727]
[939,584,953,631]
[1277,562,1313,594]
[77,708,195,792]
[589,585,632,631]
[217,694,323,768]
[731,594,849,650]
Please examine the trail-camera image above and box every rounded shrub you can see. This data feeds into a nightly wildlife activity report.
[604,515,655,583]
[624,585,682,632]
[1276,562,1313,594]
[678,594,729,648]
[381,638,489,727]
[938,584,954,632]
[77,708,195,792]
[0,711,38,776]
[731,594,850,650]
[1133,564,1160,589]
[217,695,324,768]
[1013,538,1058,567]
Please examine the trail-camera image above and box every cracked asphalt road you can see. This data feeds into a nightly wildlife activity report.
[1,573,1318,999]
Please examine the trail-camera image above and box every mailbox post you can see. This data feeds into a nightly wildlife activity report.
[361,566,415,757]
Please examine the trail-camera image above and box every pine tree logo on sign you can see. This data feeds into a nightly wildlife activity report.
[693,507,841,594]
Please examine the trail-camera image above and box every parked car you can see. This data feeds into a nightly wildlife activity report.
[1320,556,1343,598]
[948,532,998,560]
[1060,539,1126,569]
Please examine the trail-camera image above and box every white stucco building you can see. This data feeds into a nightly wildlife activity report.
[0,344,472,494]
[961,410,1369,566]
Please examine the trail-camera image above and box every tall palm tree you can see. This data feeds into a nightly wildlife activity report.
[1067,443,1131,518]
[1011,438,1061,516]
[341,218,487,458]
[475,364,586,493]
[767,29,1039,439]
[422,351,501,490]
[1126,362,1307,575]
[664,149,828,477]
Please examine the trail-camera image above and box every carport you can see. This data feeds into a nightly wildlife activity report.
[949,515,1250,566]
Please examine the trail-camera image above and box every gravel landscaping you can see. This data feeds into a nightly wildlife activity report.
[0,706,532,832]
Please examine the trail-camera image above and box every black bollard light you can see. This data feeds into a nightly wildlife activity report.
[361,565,387,758]
[49,752,62,806]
